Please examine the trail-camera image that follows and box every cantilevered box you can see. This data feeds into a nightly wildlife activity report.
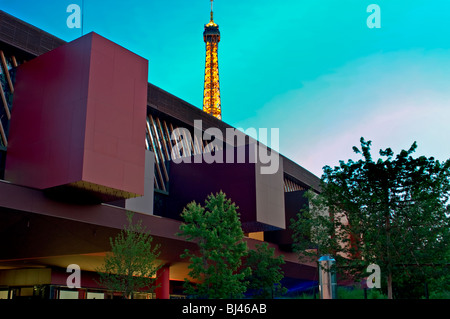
[161,143,286,232]
[5,32,148,201]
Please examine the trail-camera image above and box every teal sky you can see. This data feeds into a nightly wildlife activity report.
[1,0,450,177]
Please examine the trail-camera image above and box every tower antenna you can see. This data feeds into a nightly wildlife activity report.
[81,0,84,36]
[210,0,214,22]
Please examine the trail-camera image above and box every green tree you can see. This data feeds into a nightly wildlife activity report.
[96,211,162,299]
[291,138,450,299]
[245,242,287,299]
[177,191,250,299]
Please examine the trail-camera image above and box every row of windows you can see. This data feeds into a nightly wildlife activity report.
[0,285,186,300]
[284,177,306,193]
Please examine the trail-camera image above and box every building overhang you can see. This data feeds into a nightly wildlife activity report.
[4,32,149,202]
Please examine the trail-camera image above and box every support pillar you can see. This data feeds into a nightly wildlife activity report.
[155,265,170,299]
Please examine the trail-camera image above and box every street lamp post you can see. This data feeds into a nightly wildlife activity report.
[318,255,337,299]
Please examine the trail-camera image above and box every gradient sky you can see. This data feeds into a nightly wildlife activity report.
[2,0,449,177]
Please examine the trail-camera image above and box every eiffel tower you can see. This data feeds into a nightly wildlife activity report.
[202,0,222,120]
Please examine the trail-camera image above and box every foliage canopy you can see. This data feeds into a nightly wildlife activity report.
[178,191,250,299]
[291,138,450,298]
[96,211,162,299]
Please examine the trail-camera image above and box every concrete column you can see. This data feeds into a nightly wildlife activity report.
[155,265,170,299]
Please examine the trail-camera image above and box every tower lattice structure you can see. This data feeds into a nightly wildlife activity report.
[202,0,222,120]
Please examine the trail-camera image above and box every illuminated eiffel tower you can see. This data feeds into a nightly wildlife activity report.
[202,0,222,120]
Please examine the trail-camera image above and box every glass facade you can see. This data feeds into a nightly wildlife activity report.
[0,48,25,179]
[284,176,306,192]
[0,42,304,195]
[0,49,24,149]
[145,113,225,192]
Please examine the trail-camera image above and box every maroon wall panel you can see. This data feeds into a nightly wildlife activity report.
[5,32,148,200]
[166,156,258,229]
